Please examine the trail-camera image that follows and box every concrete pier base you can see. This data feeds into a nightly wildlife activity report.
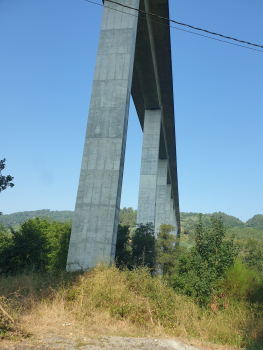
[155,159,168,234]
[166,184,172,224]
[136,109,162,226]
[170,197,178,237]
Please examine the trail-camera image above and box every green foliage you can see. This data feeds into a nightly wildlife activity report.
[0,209,74,227]
[119,207,137,228]
[131,223,155,270]
[0,223,11,255]
[180,212,263,245]
[2,265,262,348]
[155,224,184,275]
[0,218,71,274]
[45,221,71,270]
[242,239,263,273]
[246,214,263,230]
[0,219,49,274]
[221,260,263,303]
[0,207,137,229]
[0,159,14,193]
[171,215,237,306]
[0,158,14,215]
[180,211,245,237]
[226,227,263,242]
[115,224,132,268]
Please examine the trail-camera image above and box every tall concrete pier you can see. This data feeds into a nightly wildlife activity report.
[67,0,180,271]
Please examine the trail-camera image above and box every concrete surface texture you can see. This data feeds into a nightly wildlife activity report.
[67,0,180,270]
[170,197,178,236]
[136,109,161,227]
[67,0,140,271]
[154,159,169,234]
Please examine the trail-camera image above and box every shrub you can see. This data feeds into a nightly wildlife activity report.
[0,218,71,274]
[131,223,155,270]
[155,224,183,275]
[0,219,49,274]
[170,214,237,306]
[1,265,262,347]
[115,224,132,269]
[221,259,263,303]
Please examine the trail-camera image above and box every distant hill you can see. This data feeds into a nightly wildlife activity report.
[180,212,263,244]
[180,211,245,235]
[245,214,263,230]
[0,208,138,228]
[0,209,74,227]
[119,207,137,227]
[1,209,262,234]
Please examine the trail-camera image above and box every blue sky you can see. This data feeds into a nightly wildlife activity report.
[0,0,262,222]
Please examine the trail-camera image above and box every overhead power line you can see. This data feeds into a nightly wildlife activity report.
[106,0,263,49]
[84,0,263,53]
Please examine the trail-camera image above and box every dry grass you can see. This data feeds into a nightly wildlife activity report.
[0,264,262,348]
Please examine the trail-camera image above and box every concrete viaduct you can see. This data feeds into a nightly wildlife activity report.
[67,0,180,270]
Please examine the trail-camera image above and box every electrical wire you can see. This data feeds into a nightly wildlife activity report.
[106,0,263,50]
[84,0,263,53]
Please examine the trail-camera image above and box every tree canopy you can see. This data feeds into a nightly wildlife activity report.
[0,159,14,193]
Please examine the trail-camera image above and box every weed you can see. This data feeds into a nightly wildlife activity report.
[0,264,262,348]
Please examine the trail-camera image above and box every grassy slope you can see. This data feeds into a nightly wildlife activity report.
[1,265,262,348]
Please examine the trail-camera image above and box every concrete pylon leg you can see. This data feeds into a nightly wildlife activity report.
[155,159,168,235]
[166,184,172,224]
[136,109,162,227]
[170,198,178,237]
[67,0,140,271]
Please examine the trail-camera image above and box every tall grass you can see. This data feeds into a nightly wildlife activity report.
[0,264,262,348]
[221,259,263,303]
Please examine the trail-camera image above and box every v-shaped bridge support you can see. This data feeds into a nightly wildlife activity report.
[67,0,180,271]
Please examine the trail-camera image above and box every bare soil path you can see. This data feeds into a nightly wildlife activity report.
[0,335,237,350]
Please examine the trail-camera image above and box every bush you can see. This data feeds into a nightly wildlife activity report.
[155,224,184,275]
[131,223,155,270]
[0,218,71,274]
[0,265,262,347]
[115,224,132,269]
[170,214,237,306]
[242,239,263,273]
[221,259,263,303]
[0,219,49,274]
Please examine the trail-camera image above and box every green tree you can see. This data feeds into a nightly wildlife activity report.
[0,223,11,256]
[115,224,132,268]
[0,218,49,274]
[0,158,14,215]
[245,214,263,230]
[49,221,71,270]
[0,218,72,274]
[0,159,14,193]
[131,223,156,270]
[155,224,178,275]
[171,214,237,306]
[242,239,263,273]
[119,207,137,227]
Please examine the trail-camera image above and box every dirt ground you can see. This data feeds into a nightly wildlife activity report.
[0,334,239,350]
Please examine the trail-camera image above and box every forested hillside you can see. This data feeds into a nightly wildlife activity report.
[0,209,74,226]
[180,212,263,243]
[1,208,262,235]
[118,207,137,227]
